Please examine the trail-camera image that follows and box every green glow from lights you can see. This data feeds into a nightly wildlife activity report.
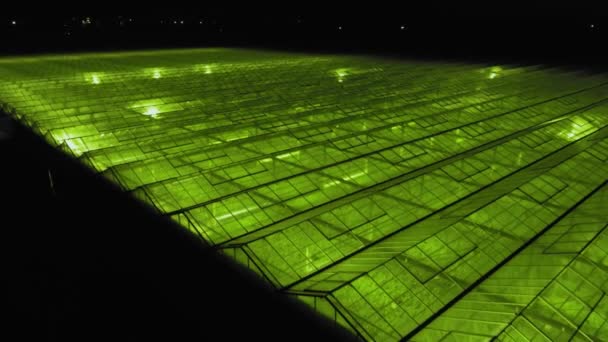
[143,106,160,118]
[487,66,503,79]
[84,73,103,84]
[64,139,84,155]
[334,68,350,83]
[558,116,595,141]
[195,63,216,74]
[1,49,607,341]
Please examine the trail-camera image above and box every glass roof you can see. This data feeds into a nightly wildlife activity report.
[1,48,607,341]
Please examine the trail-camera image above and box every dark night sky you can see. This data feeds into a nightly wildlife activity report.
[1,3,607,65]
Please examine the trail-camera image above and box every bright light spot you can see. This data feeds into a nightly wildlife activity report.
[400,25,405,30]
[487,66,502,79]
[64,139,84,155]
[591,24,595,28]
[334,68,350,83]
[152,69,162,79]
[305,247,312,272]
[559,117,595,141]
[322,179,342,188]
[143,106,160,118]
[215,207,251,221]
[180,20,184,24]
[338,26,342,30]
[85,73,103,85]
[277,150,300,159]
[11,20,16,25]
[194,63,217,74]
[342,171,365,182]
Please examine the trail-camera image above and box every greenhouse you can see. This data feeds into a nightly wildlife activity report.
[0,48,607,341]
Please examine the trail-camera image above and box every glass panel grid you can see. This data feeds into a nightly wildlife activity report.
[1,49,607,341]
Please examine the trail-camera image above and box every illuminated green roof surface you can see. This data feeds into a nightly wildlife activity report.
[1,48,607,341]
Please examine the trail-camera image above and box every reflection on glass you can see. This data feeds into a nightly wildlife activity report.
[85,73,102,85]
[558,117,595,141]
[143,106,160,118]
[194,63,216,74]
[334,68,350,83]
[487,66,502,79]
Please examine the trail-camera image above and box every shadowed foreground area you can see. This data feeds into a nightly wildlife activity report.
[1,118,356,341]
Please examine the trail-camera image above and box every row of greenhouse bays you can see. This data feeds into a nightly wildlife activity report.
[157,84,607,250]
[211,108,606,295]
[0,51,333,81]
[0,61,518,166]
[257,125,608,341]
[0,61,534,164]
[0,56,468,121]
[65,67,594,215]
[414,184,608,341]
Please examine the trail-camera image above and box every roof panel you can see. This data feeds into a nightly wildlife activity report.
[1,48,607,341]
